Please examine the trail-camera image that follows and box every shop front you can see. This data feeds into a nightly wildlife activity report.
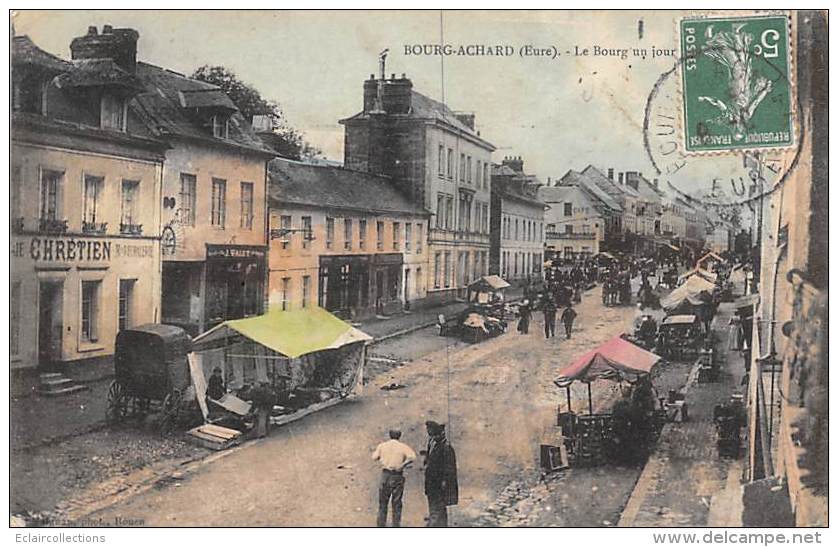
[10,234,161,371]
[319,253,403,319]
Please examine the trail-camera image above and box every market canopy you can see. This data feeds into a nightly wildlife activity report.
[678,267,718,284]
[661,275,715,311]
[554,336,661,388]
[697,251,725,267]
[469,275,511,292]
[191,307,372,358]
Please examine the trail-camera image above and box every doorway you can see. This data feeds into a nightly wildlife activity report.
[38,280,63,368]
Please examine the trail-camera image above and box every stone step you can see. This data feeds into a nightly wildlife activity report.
[39,372,64,381]
[40,377,75,389]
[38,384,89,397]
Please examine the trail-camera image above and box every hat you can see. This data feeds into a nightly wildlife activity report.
[425,420,445,434]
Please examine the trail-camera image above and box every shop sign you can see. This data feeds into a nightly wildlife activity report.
[11,236,153,262]
[206,244,266,260]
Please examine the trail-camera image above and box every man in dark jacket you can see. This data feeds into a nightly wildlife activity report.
[423,421,458,527]
[561,304,577,339]
[542,296,557,339]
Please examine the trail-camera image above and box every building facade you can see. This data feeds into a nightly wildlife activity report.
[489,157,546,282]
[267,159,430,320]
[539,184,604,260]
[341,74,495,305]
[11,34,168,371]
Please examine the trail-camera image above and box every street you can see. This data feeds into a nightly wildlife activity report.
[85,285,643,526]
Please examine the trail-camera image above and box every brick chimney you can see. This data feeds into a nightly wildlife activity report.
[454,112,475,130]
[624,171,640,190]
[607,168,614,181]
[381,75,413,114]
[502,155,524,173]
[70,24,139,73]
[618,172,624,185]
[363,75,379,112]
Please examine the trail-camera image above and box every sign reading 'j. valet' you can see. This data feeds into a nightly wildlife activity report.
[680,15,794,152]
[11,236,153,262]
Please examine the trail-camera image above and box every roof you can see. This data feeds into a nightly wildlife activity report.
[12,35,72,72]
[554,336,660,387]
[678,268,718,284]
[582,165,640,199]
[661,276,715,311]
[178,88,238,110]
[268,159,430,217]
[131,62,274,156]
[55,58,145,91]
[469,275,511,291]
[495,179,546,209]
[557,170,623,212]
[697,251,725,264]
[192,307,372,359]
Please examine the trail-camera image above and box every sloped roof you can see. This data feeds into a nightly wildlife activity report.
[131,62,274,155]
[558,170,622,212]
[268,159,430,217]
[583,165,640,198]
[555,336,660,387]
[55,58,145,91]
[12,35,72,72]
[178,88,238,110]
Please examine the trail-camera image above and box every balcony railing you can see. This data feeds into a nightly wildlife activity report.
[82,221,108,235]
[546,231,596,240]
[39,218,68,234]
[120,223,144,236]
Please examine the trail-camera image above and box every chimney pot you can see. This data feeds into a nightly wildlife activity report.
[391,73,395,79]
[87,26,98,35]
[70,25,140,73]
[401,73,406,78]
[370,73,375,79]
[103,24,113,33]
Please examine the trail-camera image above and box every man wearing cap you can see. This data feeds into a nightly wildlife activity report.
[372,429,416,527]
[423,421,458,527]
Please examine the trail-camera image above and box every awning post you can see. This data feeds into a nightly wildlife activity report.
[566,386,572,413]
[587,382,593,415]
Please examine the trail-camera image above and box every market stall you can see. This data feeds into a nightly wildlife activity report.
[467,274,511,304]
[189,307,372,429]
[677,267,719,286]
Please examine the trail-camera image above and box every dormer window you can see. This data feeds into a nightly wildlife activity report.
[101,92,126,131]
[13,76,49,115]
[212,114,229,139]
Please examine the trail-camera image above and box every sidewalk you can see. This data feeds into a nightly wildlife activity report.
[618,297,746,527]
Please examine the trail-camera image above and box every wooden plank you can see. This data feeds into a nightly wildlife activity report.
[201,423,242,439]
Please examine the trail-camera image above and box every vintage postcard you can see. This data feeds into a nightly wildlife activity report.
[8,9,827,532]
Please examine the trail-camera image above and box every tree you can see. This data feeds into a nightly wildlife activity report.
[191,65,320,160]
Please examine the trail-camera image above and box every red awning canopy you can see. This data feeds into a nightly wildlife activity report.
[554,336,661,388]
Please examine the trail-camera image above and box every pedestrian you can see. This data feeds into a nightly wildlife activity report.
[561,304,577,339]
[542,296,557,339]
[249,381,275,438]
[423,421,458,527]
[207,366,225,401]
[517,301,531,335]
[372,429,417,527]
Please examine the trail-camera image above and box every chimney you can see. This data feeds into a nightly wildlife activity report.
[363,76,379,113]
[502,156,524,173]
[607,168,614,181]
[454,112,475,130]
[624,171,640,190]
[618,172,624,185]
[70,25,139,73]
[251,115,273,133]
[547,176,552,186]
[380,75,412,114]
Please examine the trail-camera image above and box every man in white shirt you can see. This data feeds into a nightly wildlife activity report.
[372,429,417,527]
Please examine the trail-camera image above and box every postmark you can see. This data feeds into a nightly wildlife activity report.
[679,14,794,153]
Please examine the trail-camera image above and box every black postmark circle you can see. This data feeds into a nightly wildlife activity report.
[641,22,804,210]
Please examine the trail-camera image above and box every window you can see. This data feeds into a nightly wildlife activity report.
[100,93,125,131]
[377,221,384,250]
[434,252,442,288]
[83,175,104,231]
[514,219,519,240]
[483,163,489,189]
[564,202,573,217]
[302,276,311,308]
[240,182,254,230]
[281,277,291,311]
[302,216,312,249]
[447,148,454,179]
[443,251,451,288]
[467,156,472,183]
[118,279,135,331]
[40,169,62,222]
[326,217,335,249]
[280,215,292,249]
[212,114,229,139]
[438,144,445,175]
[482,204,489,233]
[446,196,454,229]
[476,160,482,187]
[81,280,100,343]
[416,223,423,254]
[359,219,367,249]
[436,194,446,229]
[211,178,226,227]
[179,173,196,226]
[405,223,412,253]
[14,77,48,114]
[565,224,573,234]
[10,281,21,357]
[393,222,400,250]
[120,180,140,234]
[344,218,353,250]
[459,154,466,181]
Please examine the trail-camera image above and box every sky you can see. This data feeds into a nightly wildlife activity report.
[13,10,788,197]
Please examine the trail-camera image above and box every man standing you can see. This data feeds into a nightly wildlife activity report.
[542,296,557,339]
[372,429,416,527]
[423,421,458,527]
[517,301,532,335]
[249,381,275,439]
[561,304,577,339]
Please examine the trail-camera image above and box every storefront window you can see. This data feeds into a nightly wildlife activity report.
[240,182,254,230]
[211,178,226,228]
[81,280,100,343]
[118,279,135,331]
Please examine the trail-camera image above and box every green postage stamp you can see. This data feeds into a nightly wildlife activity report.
[680,14,794,153]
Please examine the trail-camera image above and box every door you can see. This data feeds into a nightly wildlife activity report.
[404,268,411,302]
[38,281,63,368]
[375,269,385,313]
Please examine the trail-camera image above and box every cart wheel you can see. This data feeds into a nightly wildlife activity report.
[159,389,182,436]
[106,380,127,424]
